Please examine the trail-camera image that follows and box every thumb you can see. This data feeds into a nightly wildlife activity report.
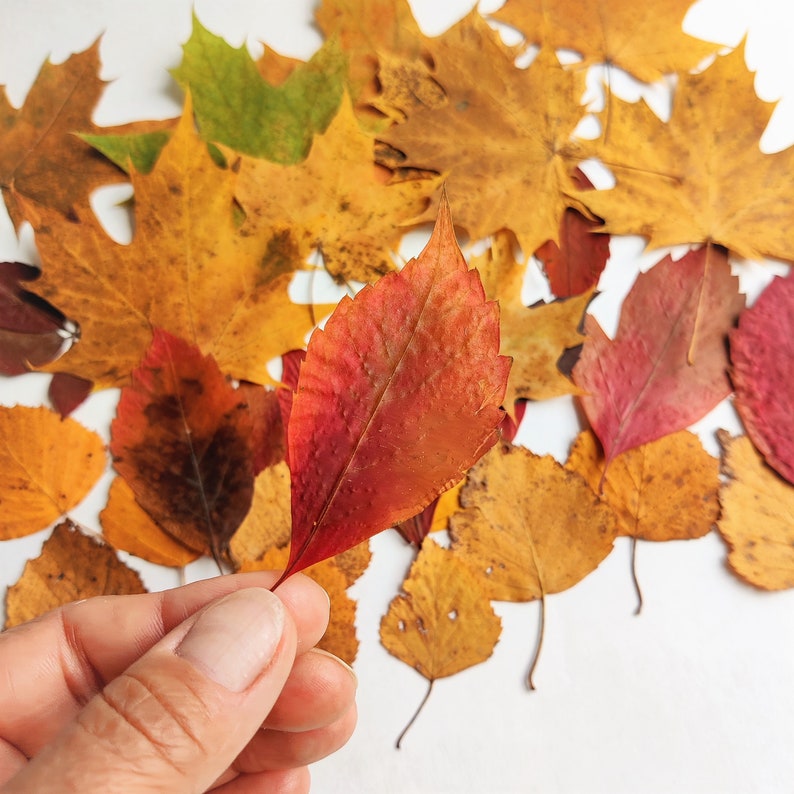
[5,587,297,794]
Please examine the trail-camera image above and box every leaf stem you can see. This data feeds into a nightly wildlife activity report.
[396,678,435,749]
[527,594,546,690]
[630,537,644,615]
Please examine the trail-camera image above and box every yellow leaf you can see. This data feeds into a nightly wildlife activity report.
[0,406,105,539]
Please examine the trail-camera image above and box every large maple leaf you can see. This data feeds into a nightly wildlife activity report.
[572,246,744,469]
[277,196,510,582]
[492,0,720,84]
[22,97,321,389]
[378,13,589,254]
[236,93,441,284]
[0,41,169,229]
[573,44,794,262]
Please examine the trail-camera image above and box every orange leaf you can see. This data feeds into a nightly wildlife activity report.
[717,431,794,591]
[0,405,105,539]
[567,429,720,541]
[100,477,200,568]
[4,520,147,629]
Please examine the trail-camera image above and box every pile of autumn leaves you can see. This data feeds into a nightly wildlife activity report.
[1,0,794,740]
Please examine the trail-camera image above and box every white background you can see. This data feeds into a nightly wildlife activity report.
[1,1,794,792]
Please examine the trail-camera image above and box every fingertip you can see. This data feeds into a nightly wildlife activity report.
[270,575,330,653]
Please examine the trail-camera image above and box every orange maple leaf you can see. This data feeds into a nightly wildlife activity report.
[21,96,322,389]
[573,44,794,262]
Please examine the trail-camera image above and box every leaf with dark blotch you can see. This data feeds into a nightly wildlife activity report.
[277,195,510,582]
[110,329,257,563]
[0,262,78,375]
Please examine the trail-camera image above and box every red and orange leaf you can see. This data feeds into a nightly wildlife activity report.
[0,405,105,540]
[4,520,147,630]
[573,246,744,468]
[278,195,510,581]
[110,329,256,562]
[730,272,794,484]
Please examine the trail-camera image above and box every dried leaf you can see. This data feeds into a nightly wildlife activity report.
[567,429,720,541]
[730,272,794,484]
[279,195,510,581]
[573,246,744,469]
[110,329,256,562]
[717,431,794,590]
[0,405,105,539]
[4,520,147,629]
[380,538,501,745]
[0,262,77,375]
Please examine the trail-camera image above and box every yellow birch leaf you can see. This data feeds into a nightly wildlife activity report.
[0,405,105,539]
[717,431,794,590]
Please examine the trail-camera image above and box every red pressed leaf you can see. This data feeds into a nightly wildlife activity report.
[535,171,609,298]
[49,372,93,417]
[236,381,286,473]
[110,328,256,563]
[730,271,794,484]
[278,195,510,582]
[276,349,306,470]
[573,245,744,469]
[0,261,78,374]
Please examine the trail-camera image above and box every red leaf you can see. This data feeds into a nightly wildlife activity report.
[110,329,256,563]
[573,246,744,469]
[730,271,794,484]
[236,381,286,474]
[0,261,78,374]
[49,372,93,417]
[279,195,510,581]
[276,349,306,470]
[534,169,609,297]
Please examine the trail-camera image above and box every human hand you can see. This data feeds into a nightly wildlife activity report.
[0,571,357,793]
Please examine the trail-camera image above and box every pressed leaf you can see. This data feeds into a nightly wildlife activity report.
[23,96,321,389]
[380,538,501,745]
[472,231,590,408]
[730,272,794,484]
[172,16,345,163]
[110,329,256,562]
[279,195,510,581]
[567,429,720,541]
[4,520,147,630]
[0,405,105,539]
[572,44,794,262]
[717,431,794,590]
[0,262,78,375]
[492,0,720,83]
[48,373,93,418]
[100,477,200,568]
[379,16,590,253]
[449,441,617,603]
[395,480,464,546]
[236,92,441,284]
[572,246,744,468]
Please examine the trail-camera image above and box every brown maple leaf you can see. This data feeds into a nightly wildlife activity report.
[236,93,441,284]
[378,13,590,254]
[22,97,322,389]
[0,41,170,229]
[492,0,721,83]
[573,44,794,262]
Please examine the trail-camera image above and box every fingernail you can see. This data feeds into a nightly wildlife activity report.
[176,588,285,692]
[311,647,359,687]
